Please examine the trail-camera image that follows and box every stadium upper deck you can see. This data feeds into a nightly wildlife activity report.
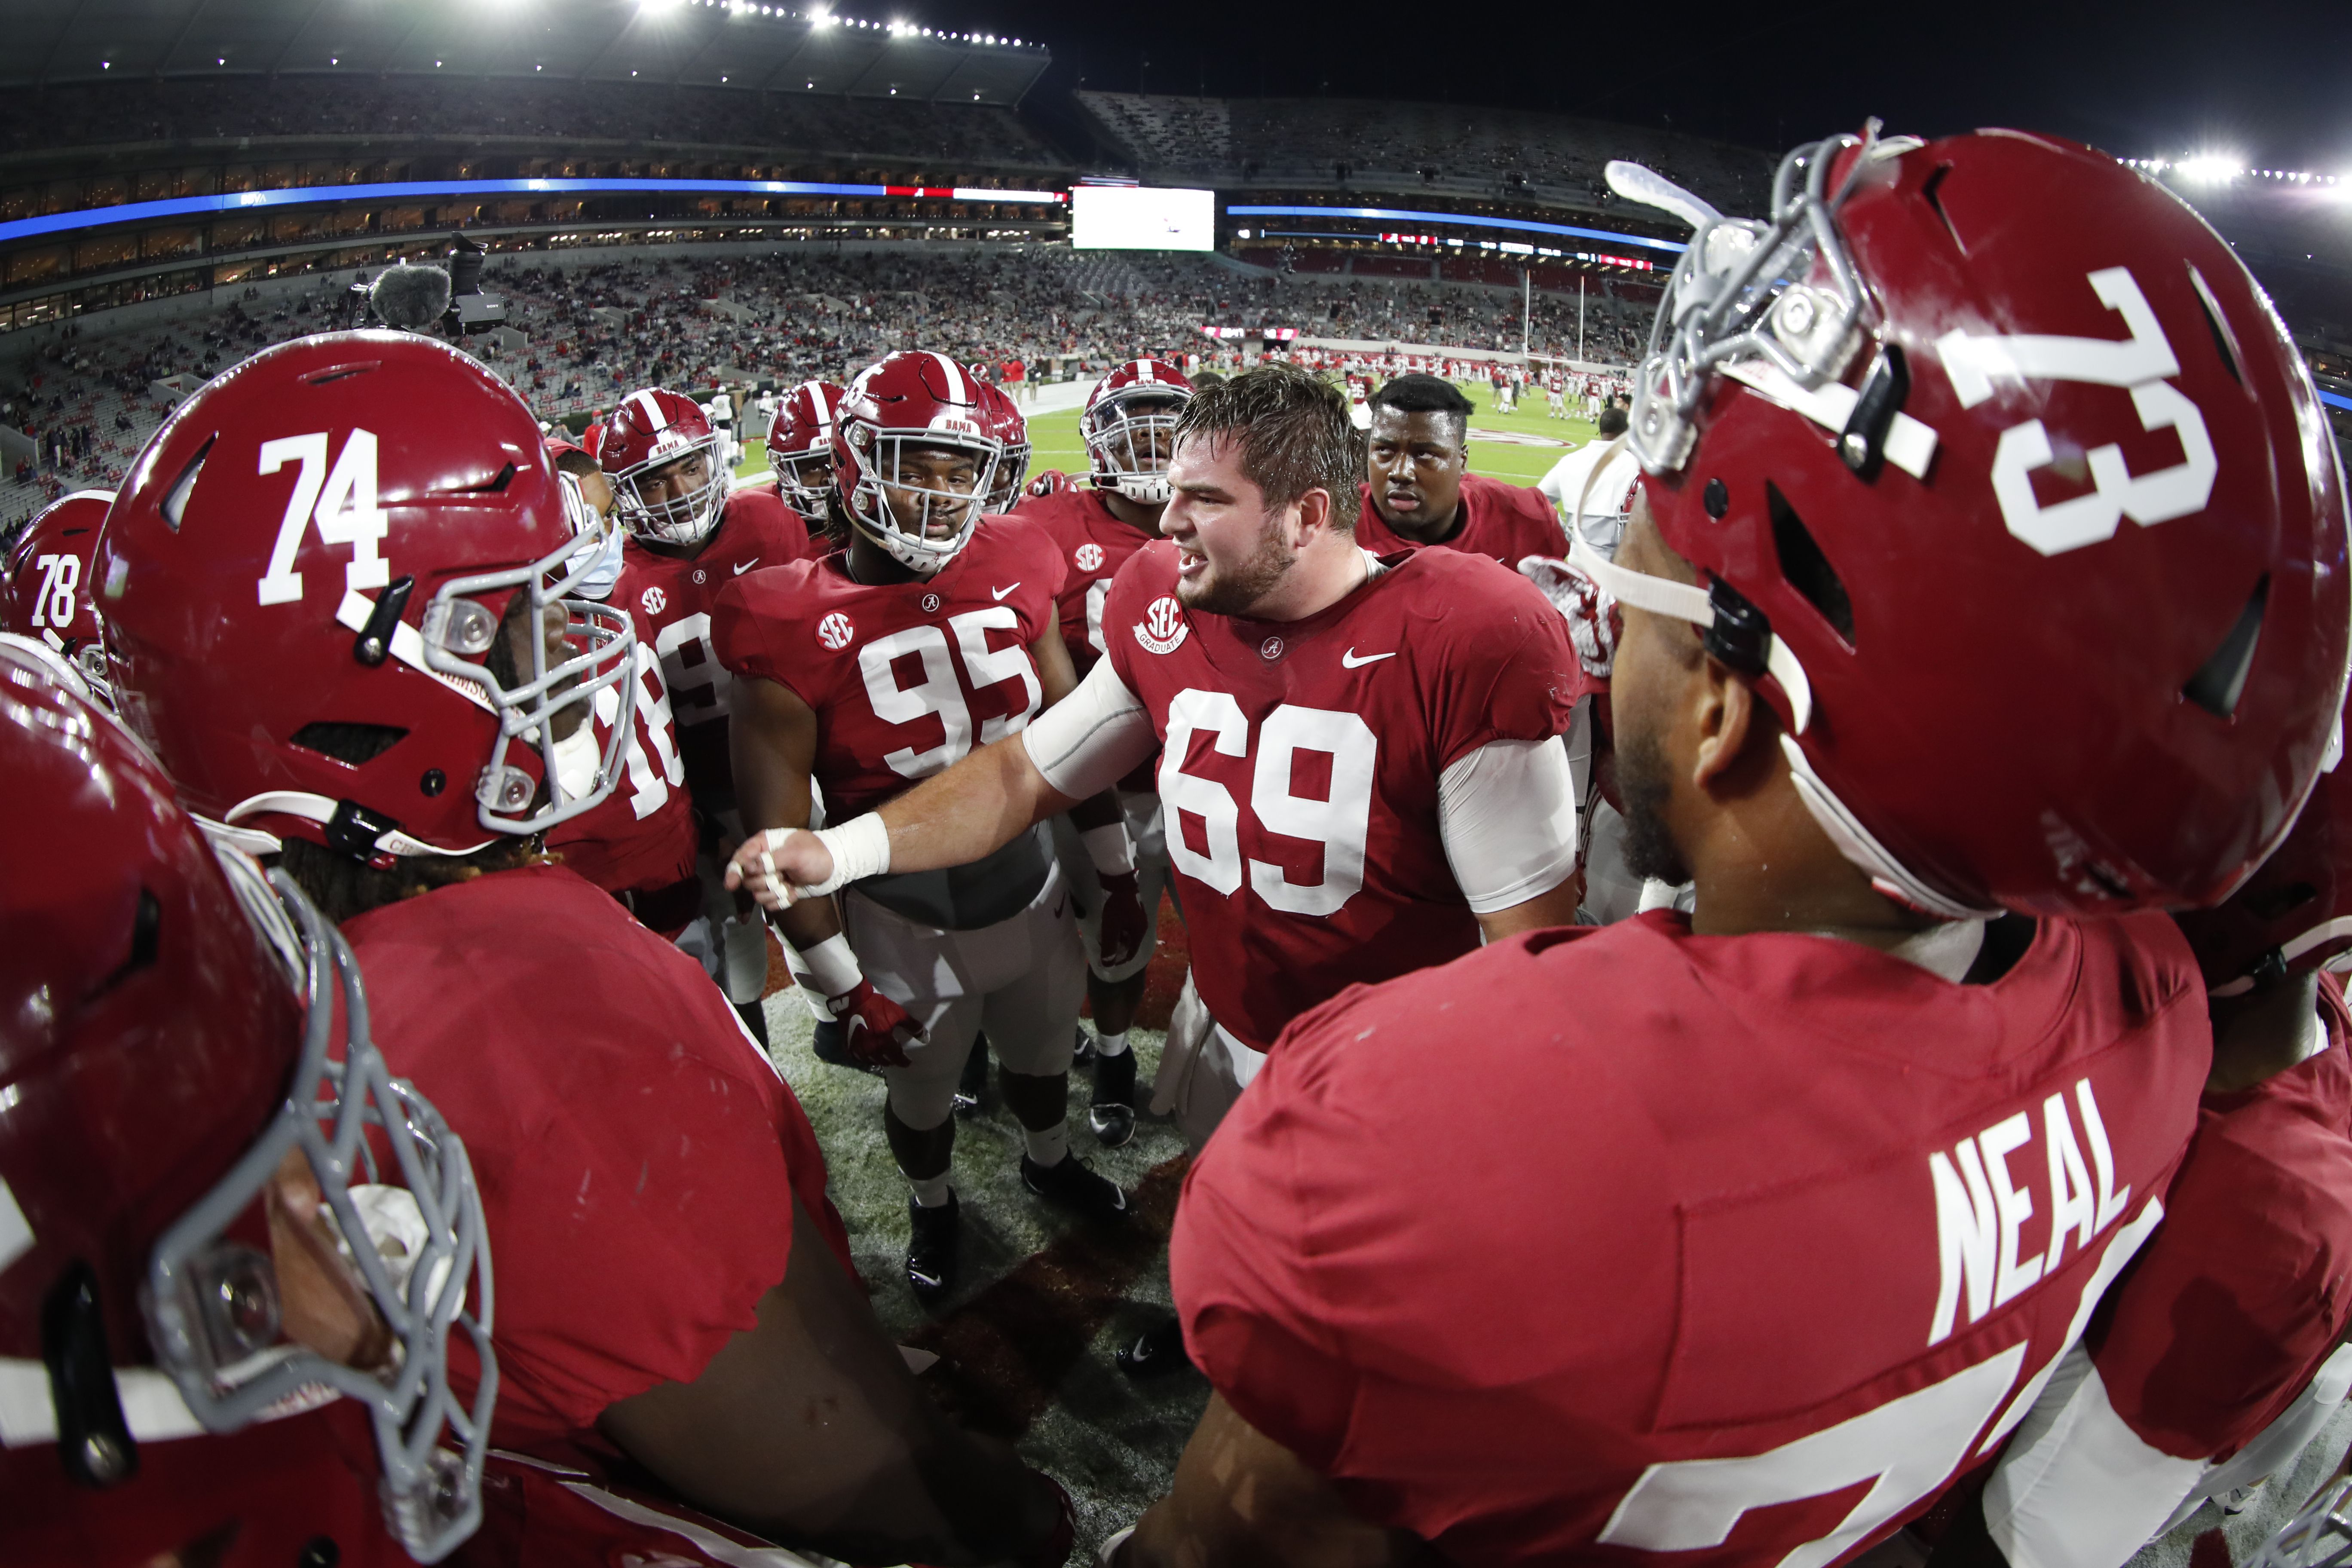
[1074,91,1774,220]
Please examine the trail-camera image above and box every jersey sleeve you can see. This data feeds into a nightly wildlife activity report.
[1425,561,1586,769]
[1506,483,1570,557]
[710,567,820,708]
[2089,1089,2352,1460]
[1099,540,1171,705]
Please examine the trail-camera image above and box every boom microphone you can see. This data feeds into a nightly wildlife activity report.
[370,264,453,331]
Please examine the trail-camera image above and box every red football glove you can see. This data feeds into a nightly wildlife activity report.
[824,978,923,1070]
[1094,870,1148,972]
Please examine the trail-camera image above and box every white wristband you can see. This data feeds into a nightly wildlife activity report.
[796,932,864,998]
[805,813,892,895]
[1081,823,1136,877]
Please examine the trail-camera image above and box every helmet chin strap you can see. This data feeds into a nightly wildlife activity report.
[214,793,491,861]
[1779,740,2003,921]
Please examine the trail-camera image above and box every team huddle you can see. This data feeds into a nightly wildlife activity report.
[7,124,2352,1568]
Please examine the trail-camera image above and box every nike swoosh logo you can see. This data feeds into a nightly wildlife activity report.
[1341,648,1396,668]
[732,558,760,575]
[992,583,1020,600]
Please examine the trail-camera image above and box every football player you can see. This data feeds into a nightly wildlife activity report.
[1936,705,2352,1568]
[95,333,1075,1567]
[1,488,114,698]
[1016,357,1196,1146]
[603,388,822,1039]
[1357,373,1568,564]
[1111,126,2351,1565]
[764,378,845,523]
[1,636,494,1568]
[980,379,1033,514]
[726,361,1589,1372]
[714,350,1142,1303]
[543,438,702,937]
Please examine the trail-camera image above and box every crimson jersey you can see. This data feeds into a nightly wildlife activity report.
[1011,484,1158,679]
[1101,542,1580,1050]
[545,643,696,912]
[711,518,1066,821]
[612,486,815,804]
[2087,974,2352,1461]
[343,864,850,1459]
[1173,910,2209,1565]
[1015,484,1164,792]
[1354,471,1568,566]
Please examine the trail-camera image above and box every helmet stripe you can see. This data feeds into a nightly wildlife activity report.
[631,389,668,430]
[929,352,973,404]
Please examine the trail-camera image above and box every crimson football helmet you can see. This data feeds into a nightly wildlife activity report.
[766,379,846,516]
[601,388,730,547]
[831,351,1001,573]
[1026,468,1071,499]
[1586,124,2349,918]
[0,637,493,1565]
[1,489,113,697]
[980,380,1032,513]
[99,331,634,862]
[1082,358,1193,505]
[2174,690,2352,995]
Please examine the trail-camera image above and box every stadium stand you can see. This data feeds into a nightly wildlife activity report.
[0,238,1657,533]
[1075,92,1774,215]
[0,79,1064,170]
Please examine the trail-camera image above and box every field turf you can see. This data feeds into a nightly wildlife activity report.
[738,380,1601,491]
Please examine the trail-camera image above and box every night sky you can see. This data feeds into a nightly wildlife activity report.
[964,0,2352,171]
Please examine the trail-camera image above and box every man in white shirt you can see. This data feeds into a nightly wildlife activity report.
[1536,405,1641,559]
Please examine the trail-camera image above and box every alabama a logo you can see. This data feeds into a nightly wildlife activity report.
[1133,594,1188,655]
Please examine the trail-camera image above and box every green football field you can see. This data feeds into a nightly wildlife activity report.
[738,379,1602,490]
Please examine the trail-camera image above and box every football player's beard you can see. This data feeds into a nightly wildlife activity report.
[1615,723,1692,889]
[1179,515,1294,616]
